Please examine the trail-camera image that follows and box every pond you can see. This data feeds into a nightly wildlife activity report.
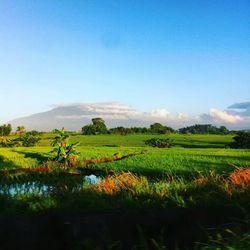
[0,174,101,197]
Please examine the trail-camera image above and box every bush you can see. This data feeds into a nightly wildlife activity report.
[145,138,173,148]
[2,131,42,147]
[229,132,250,149]
[0,137,11,147]
[21,133,41,147]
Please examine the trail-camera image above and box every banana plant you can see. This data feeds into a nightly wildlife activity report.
[51,128,79,167]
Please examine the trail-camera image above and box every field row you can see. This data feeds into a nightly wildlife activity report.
[1,146,249,177]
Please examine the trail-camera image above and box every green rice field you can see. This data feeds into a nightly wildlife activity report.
[0,133,249,249]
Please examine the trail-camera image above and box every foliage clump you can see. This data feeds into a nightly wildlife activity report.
[109,126,131,135]
[145,137,173,148]
[82,118,108,135]
[229,131,250,149]
[179,124,230,134]
[110,123,175,135]
[19,131,41,147]
[52,128,79,167]
[0,129,41,147]
[15,126,26,136]
[0,124,12,136]
[149,123,175,134]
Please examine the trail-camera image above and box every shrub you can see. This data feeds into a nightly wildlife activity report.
[0,133,39,147]
[145,137,173,148]
[229,132,250,149]
[21,133,41,147]
[0,137,11,147]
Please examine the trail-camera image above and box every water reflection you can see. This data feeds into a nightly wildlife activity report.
[0,175,101,197]
[84,174,101,184]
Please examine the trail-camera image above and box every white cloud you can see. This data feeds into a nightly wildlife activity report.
[11,102,250,131]
[177,112,188,120]
[208,108,243,123]
[55,102,249,128]
[55,103,188,125]
[150,109,170,118]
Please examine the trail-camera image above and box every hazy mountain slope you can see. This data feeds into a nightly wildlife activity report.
[9,103,148,131]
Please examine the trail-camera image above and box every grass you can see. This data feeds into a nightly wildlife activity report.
[1,146,249,178]
[0,133,249,249]
[0,170,249,213]
[36,133,233,148]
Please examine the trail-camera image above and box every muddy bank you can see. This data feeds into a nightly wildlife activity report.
[0,153,143,176]
[0,208,246,250]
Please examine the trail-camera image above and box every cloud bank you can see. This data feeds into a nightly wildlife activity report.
[10,102,250,131]
[55,102,190,126]
[208,108,243,123]
[55,102,250,129]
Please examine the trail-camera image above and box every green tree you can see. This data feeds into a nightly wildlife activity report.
[179,124,230,134]
[16,126,26,136]
[0,124,12,136]
[150,123,174,134]
[92,118,108,134]
[82,118,108,135]
[110,127,131,135]
[219,126,229,134]
[230,131,250,149]
[81,125,95,135]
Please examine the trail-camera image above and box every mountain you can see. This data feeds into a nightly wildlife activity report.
[9,103,153,131]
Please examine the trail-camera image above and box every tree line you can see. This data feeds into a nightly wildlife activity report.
[81,118,232,135]
[0,120,237,137]
[81,118,175,135]
[0,119,250,148]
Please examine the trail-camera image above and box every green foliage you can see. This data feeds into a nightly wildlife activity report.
[230,131,250,149]
[110,125,173,135]
[0,132,249,248]
[51,128,79,166]
[150,123,175,134]
[26,130,41,136]
[130,126,148,134]
[179,124,230,134]
[16,126,26,136]
[0,137,11,147]
[0,131,41,147]
[81,124,96,135]
[145,137,173,148]
[109,126,131,135]
[82,117,108,135]
[0,124,12,136]
[196,231,250,250]
[20,132,41,147]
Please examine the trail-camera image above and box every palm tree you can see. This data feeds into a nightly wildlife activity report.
[16,126,26,136]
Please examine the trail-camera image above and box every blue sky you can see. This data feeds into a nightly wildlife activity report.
[0,0,249,124]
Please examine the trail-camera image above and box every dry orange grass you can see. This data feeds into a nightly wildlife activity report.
[229,168,250,187]
[193,176,209,185]
[95,172,145,195]
[193,171,220,185]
